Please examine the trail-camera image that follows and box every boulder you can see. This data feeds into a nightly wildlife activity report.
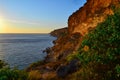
[56,65,68,78]
[56,59,79,77]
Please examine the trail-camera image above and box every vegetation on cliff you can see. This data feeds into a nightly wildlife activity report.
[26,7,120,80]
[0,60,28,80]
[0,60,42,80]
[67,7,120,80]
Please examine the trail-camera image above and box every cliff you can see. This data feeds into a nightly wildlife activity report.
[50,27,68,37]
[27,0,120,80]
[68,0,119,35]
[48,0,120,62]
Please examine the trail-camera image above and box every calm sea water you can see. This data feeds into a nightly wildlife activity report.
[0,34,56,69]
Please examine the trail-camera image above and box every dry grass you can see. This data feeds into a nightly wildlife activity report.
[28,70,42,80]
[42,72,56,80]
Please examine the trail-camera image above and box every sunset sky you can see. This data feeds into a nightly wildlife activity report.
[0,0,86,33]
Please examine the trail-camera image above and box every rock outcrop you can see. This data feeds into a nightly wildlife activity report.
[68,0,120,35]
[50,27,68,37]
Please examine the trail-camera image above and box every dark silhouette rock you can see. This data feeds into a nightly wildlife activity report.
[56,65,68,78]
[43,47,51,54]
[67,59,79,73]
[57,54,64,60]
[56,59,79,77]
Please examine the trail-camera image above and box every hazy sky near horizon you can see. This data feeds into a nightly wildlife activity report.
[0,0,86,33]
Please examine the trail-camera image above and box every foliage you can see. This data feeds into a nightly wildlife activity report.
[77,9,120,80]
[0,68,28,80]
[28,60,44,68]
[115,64,120,77]
[0,60,43,80]
[66,53,78,62]
[0,60,7,69]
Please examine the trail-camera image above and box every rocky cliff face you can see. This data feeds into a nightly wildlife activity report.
[49,0,120,61]
[68,0,120,36]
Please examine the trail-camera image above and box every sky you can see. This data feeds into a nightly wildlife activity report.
[0,0,86,33]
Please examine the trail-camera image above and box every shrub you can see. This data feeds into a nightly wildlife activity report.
[77,8,120,80]
[66,53,78,62]
[115,64,120,77]
[0,68,28,80]
[0,60,7,69]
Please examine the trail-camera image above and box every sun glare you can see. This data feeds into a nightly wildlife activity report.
[0,18,4,32]
[0,20,2,26]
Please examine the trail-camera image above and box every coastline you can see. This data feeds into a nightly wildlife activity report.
[26,27,81,79]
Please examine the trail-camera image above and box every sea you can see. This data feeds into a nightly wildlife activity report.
[0,34,56,69]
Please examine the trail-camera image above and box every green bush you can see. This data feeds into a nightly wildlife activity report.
[0,68,28,80]
[0,60,28,80]
[77,9,120,80]
[115,64,120,77]
[66,53,78,62]
[0,60,7,69]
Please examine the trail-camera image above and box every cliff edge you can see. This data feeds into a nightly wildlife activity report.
[68,0,119,35]
[50,27,68,38]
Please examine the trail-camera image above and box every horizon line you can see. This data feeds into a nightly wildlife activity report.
[0,32,50,34]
